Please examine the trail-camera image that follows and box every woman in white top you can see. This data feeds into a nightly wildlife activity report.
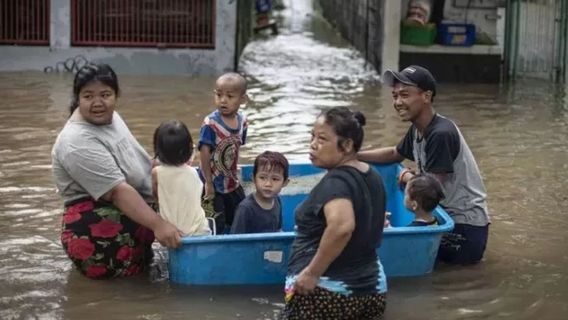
[152,120,211,236]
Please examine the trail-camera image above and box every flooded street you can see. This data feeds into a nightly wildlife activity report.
[1,0,568,319]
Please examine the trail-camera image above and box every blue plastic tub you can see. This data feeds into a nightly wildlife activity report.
[169,162,454,285]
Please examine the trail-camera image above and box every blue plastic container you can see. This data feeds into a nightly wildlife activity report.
[438,23,476,46]
[169,162,454,285]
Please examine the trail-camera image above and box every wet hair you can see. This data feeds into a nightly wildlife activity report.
[407,173,445,212]
[69,63,120,116]
[153,120,194,166]
[253,151,289,181]
[319,106,366,153]
[216,72,248,93]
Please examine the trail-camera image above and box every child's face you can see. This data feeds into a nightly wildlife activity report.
[214,79,246,117]
[253,166,288,200]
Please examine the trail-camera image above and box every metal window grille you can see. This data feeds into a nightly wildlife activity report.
[71,0,216,48]
[0,0,50,45]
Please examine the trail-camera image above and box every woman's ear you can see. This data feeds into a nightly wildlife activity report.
[341,138,354,153]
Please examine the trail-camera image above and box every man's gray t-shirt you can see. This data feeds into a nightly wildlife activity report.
[396,114,490,226]
[51,112,153,204]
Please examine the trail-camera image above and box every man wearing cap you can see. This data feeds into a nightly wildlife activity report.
[358,65,490,265]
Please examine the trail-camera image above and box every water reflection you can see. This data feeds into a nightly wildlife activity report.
[239,0,378,161]
[1,0,568,319]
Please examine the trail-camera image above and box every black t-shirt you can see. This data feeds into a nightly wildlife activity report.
[230,194,281,234]
[287,166,386,293]
[396,114,460,174]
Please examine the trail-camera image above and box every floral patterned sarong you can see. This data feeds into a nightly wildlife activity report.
[61,198,155,279]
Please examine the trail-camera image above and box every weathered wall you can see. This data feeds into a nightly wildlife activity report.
[0,0,238,75]
[317,0,385,72]
[235,0,255,70]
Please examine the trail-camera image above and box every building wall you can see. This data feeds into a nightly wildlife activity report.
[317,0,386,73]
[0,0,238,75]
[318,0,502,82]
[236,0,255,70]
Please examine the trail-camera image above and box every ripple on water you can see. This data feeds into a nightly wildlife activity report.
[239,11,379,161]
[1,0,568,319]
[0,186,55,193]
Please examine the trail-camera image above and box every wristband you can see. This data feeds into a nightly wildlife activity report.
[399,168,414,185]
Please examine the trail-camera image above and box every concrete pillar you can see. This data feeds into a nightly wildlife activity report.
[50,0,71,49]
[215,0,238,74]
[381,0,400,73]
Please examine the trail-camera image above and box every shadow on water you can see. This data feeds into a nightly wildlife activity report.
[1,0,568,319]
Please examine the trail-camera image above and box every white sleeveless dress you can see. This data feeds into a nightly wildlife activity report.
[156,165,210,236]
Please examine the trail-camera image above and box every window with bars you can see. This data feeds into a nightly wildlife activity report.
[71,0,216,48]
[0,0,50,45]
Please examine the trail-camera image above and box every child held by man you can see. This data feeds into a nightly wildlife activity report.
[231,151,289,234]
[198,72,249,233]
[152,120,211,236]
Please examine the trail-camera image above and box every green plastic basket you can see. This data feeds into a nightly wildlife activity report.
[400,22,436,46]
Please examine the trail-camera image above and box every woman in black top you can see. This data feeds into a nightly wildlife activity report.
[282,107,387,320]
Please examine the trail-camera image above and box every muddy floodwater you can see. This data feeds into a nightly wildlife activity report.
[1,0,568,319]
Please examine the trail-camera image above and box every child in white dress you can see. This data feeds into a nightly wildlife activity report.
[152,120,211,236]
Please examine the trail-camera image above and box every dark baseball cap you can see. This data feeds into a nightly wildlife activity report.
[383,65,436,97]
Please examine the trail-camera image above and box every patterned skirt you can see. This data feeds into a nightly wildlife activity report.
[61,198,155,279]
[281,286,386,320]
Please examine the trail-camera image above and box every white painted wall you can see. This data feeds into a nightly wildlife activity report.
[382,0,401,73]
[1,0,237,75]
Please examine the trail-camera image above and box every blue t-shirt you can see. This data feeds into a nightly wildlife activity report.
[230,194,282,234]
[198,110,247,194]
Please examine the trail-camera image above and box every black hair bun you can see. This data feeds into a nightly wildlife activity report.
[353,111,366,127]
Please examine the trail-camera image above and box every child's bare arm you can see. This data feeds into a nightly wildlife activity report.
[199,145,215,200]
[151,167,159,203]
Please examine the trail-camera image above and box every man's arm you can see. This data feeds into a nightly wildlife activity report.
[357,146,405,163]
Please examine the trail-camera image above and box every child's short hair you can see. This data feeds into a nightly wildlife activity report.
[153,120,193,166]
[407,173,445,212]
[253,151,289,180]
[216,72,248,93]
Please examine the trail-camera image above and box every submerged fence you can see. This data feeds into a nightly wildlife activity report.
[71,0,216,48]
[0,0,50,45]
